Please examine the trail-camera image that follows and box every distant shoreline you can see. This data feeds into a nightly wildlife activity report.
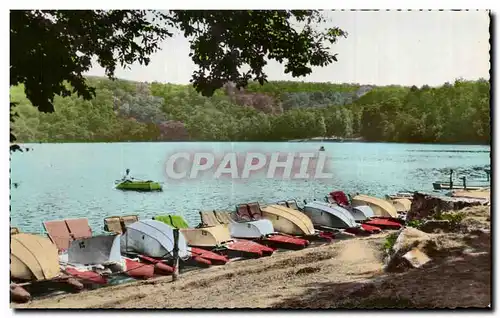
[10,140,492,147]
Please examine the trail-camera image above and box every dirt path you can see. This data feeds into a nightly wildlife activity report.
[14,235,387,309]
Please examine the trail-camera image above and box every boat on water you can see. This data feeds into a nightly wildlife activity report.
[432,169,490,190]
[432,182,486,191]
[153,215,275,259]
[115,180,162,192]
[319,146,325,151]
[198,210,310,250]
[115,169,162,192]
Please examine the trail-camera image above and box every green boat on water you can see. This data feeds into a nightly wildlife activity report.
[115,180,163,191]
[115,169,163,192]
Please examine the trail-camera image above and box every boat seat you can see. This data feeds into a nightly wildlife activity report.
[65,218,93,240]
[199,211,219,227]
[236,204,253,221]
[104,216,123,234]
[286,200,299,211]
[120,215,139,232]
[247,202,263,220]
[277,201,287,207]
[43,220,72,251]
[10,227,20,235]
[214,211,235,225]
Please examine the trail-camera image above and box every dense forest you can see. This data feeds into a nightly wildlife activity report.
[10,77,490,144]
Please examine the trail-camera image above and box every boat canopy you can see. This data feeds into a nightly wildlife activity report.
[154,214,233,248]
[43,218,93,251]
[11,233,60,281]
[181,225,232,247]
[303,201,358,228]
[122,220,190,259]
[351,194,398,218]
[68,234,122,266]
[104,215,139,234]
[207,210,275,239]
[154,215,190,229]
[229,219,274,239]
[391,198,412,212]
[261,204,315,236]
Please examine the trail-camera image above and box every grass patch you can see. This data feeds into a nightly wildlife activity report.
[433,211,466,227]
[407,219,423,229]
[383,232,399,252]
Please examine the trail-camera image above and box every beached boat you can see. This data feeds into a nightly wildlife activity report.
[104,216,229,266]
[386,192,414,200]
[10,232,87,302]
[153,215,275,259]
[43,218,134,282]
[11,233,60,282]
[391,198,412,213]
[325,192,375,221]
[198,210,309,250]
[302,201,378,235]
[121,219,191,259]
[115,180,162,192]
[351,194,398,218]
[236,202,335,241]
[326,191,403,230]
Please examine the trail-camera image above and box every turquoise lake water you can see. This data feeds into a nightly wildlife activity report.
[10,142,490,233]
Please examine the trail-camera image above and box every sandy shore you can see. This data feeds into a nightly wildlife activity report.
[13,220,491,309]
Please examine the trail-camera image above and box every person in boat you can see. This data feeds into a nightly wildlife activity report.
[122,169,133,182]
[319,146,325,151]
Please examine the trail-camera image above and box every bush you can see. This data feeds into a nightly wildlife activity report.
[383,232,399,252]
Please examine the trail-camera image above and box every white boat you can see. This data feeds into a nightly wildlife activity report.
[67,234,122,266]
[349,205,375,221]
[302,201,358,229]
[121,219,190,259]
[228,219,275,239]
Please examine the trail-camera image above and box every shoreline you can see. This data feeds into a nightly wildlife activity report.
[12,202,492,309]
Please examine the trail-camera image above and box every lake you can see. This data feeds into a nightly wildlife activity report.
[10,142,490,234]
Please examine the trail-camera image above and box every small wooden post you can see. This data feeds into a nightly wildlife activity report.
[449,169,454,189]
[172,228,180,281]
[461,176,467,189]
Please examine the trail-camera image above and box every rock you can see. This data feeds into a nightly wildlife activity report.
[402,248,431,268]
[407,192,484,221]
[385,227,433,272]
[419,220,453,233]
[10,283,31,303]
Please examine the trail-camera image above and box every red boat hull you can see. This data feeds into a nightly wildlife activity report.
[64,267,108,285]
[225,240,275,258]
[259,234,309,250]
[360,223,382,233]
[364,218,402,230]
[190,247,229,265]
[124,258,155,279]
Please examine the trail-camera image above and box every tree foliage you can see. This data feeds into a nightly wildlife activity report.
[10,77,490,144]
[10,10,346,114]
